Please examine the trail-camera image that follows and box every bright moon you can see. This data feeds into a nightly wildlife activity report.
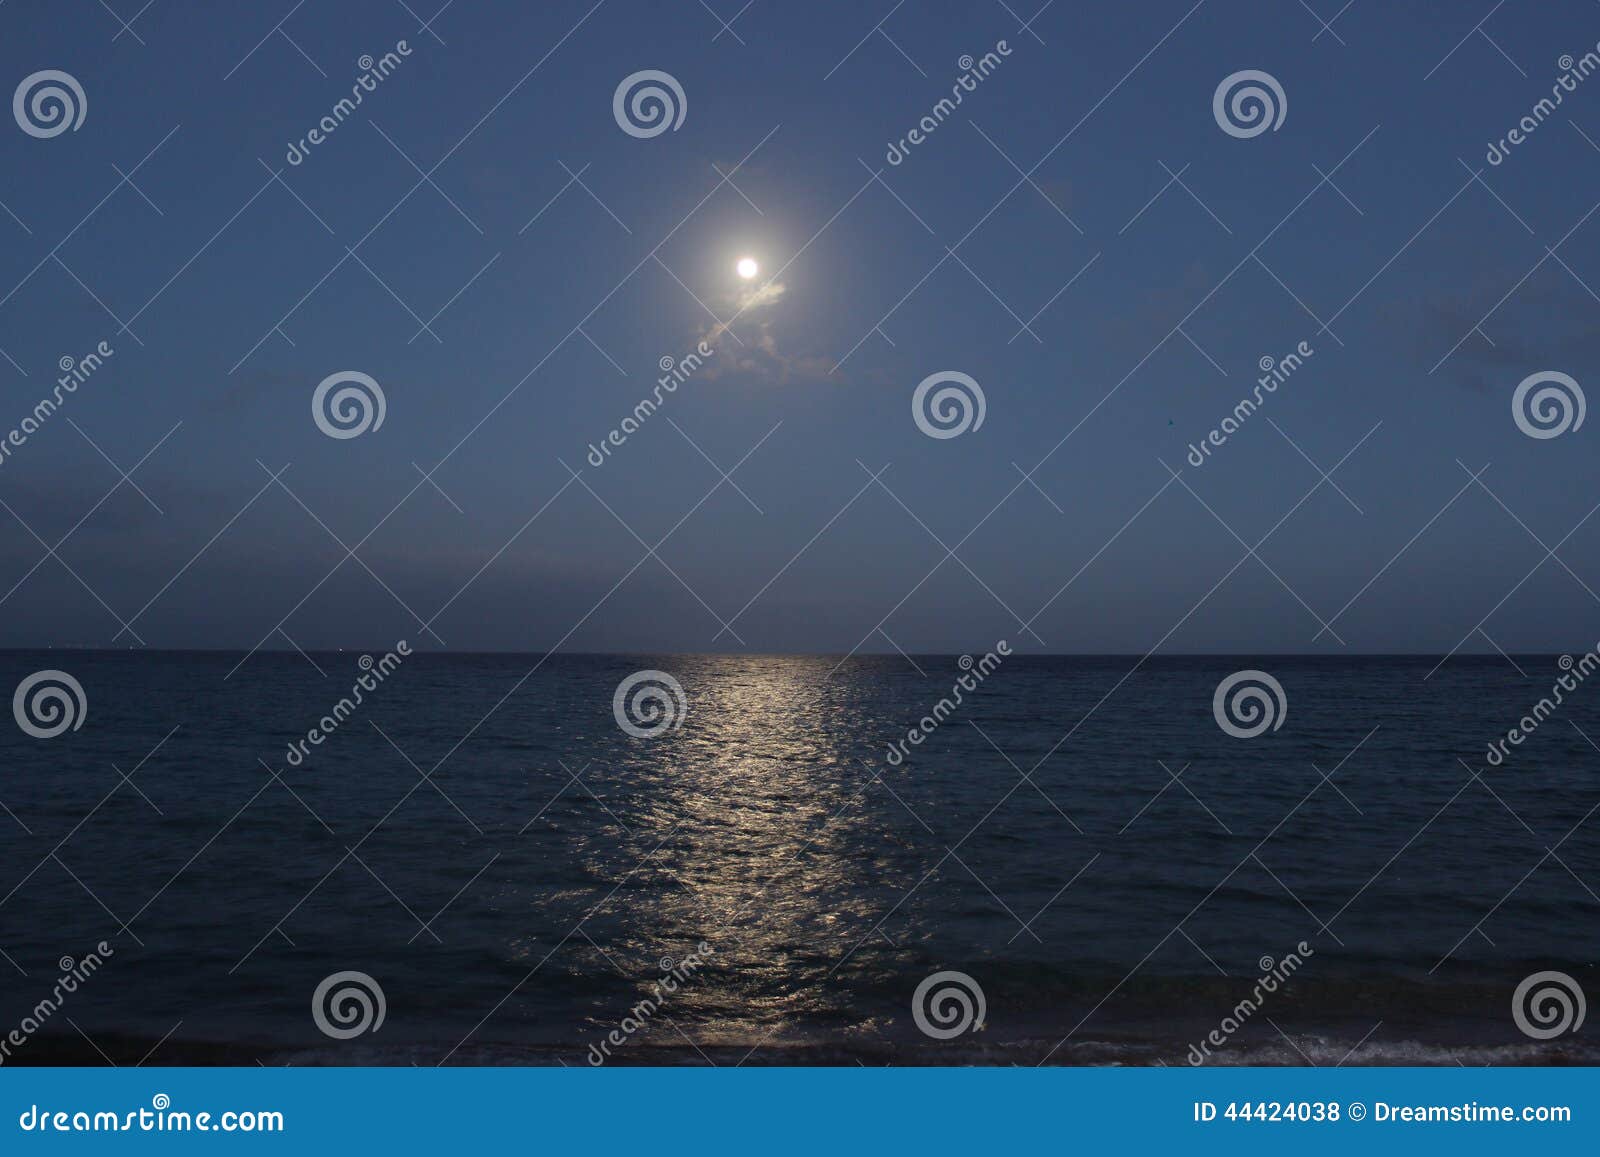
[736,257,759,279]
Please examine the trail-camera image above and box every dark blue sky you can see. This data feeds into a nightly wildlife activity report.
[3,0,1600,654]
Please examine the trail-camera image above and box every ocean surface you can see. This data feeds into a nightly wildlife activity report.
[0,651,1596,1066]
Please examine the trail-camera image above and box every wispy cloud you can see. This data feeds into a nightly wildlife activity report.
[695,277,828,383]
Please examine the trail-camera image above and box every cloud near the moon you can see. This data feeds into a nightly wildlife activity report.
[697,277,828,384]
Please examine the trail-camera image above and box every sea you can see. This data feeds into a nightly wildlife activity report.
[0,651,1595,1066]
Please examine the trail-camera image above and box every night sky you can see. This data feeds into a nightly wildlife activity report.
[3,0,1599,654]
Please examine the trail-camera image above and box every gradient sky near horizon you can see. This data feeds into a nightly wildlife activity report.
[3,0,1600,654]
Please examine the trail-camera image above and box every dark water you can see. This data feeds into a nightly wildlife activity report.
[1,651,1596,1066]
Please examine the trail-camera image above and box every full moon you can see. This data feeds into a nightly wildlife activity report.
[736,257,759,279]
